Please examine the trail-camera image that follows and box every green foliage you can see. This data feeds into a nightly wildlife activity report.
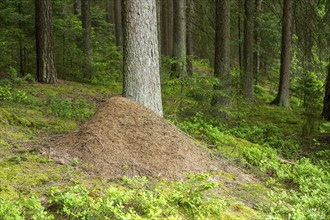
[175,113,330,219]
[47,97,95,121]
[230,121,300,158]
[0,197,53,220]
[47,175,225,219]
[169,174,225,219]
[0,85,31,104]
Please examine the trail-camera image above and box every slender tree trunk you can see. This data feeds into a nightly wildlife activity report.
[161,0,167,55]
[322,64,330,120]
[35,0,57,84]
[322,1,330,120]
[242,0,254,98]
[73,0,80,15]
[17,0,24,76]
[105,0,113,23]
[238,0,244,78]
[157,0,161,60]
[271,0,293,107]
[167,0,174,57]
[81,0,93,78]
[122,0,163,117]
[114,0,123,51]
[212,0,231,106]
[186,0,194,76]
[171,0,186,77]
[254,0,262,85]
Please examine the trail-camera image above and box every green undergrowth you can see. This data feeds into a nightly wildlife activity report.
[175,113,330,219]
[1,76,329,219]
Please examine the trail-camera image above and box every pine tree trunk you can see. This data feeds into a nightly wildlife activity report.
[238,0,244,85]
[322,1,330,120]
[73,0,80,15]
[105,0,113,24]
[212,0,231,106]
[114,0,123,51]
[171,0,186,77]
[254,0,262,85]
[186,0,194,76]
[271,0,293,107]
[322,65,330,120]
[242,0,254,98]
[81,0,93,78]
[161,0,168,55]
[35,0,57,84]
[167,0,174,57]
[122,0,163,117]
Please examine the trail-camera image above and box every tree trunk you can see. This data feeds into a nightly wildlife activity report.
[105,0,113,23]
[35,0,57,84]
[167,0,174,57]
[186,0,194,76]
[322,64,330,121]
[161,0,168,55]
[171,0,186,78]
[254,0,262,85]
[212,0,231,106]
[238,0,244,79]
[242,0,254,98]
[73,0,80,15]
[157,0,161,60]
[114,0,123,51]
[81,0,93,78]
[122,0,163,117]
[271,0,293,107]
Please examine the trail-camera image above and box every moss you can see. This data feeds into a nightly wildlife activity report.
[222,202,259,220]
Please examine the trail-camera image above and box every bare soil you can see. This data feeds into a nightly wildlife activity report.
[50,97,218,179]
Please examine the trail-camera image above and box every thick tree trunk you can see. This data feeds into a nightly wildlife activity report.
[322,65,330,120]
[186,0,194,76]
[114,0,123,51]
[171,0,186,77]
[271,0,293,107]
[122,0,163,117]
[35,0,57,84]
[212,0,231,106]
[81,0,93,78]
[242,0,254,98]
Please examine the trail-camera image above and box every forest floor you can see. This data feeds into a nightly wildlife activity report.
[0,77,329,219]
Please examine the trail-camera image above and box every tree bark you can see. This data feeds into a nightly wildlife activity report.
[186,0,194,76]
[212,0,231,106]
[161,0,168,55]
[167,0,174,57]
[114,0,123,51]
[122,0,163,117]
[322,64,330,120]
[242,0,254,98]
[254,0,262,85]
[238,0,244,84]
[171,0,186,77]
[73,0,80,15]
[105,0,113,24]
[35,0,57,84]
[271,0,293,107]
[81,0,93,78]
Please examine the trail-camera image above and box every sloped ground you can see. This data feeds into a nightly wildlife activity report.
[50,97,219,179]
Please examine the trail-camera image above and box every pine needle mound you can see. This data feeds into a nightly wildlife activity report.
[50,97,217,179]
